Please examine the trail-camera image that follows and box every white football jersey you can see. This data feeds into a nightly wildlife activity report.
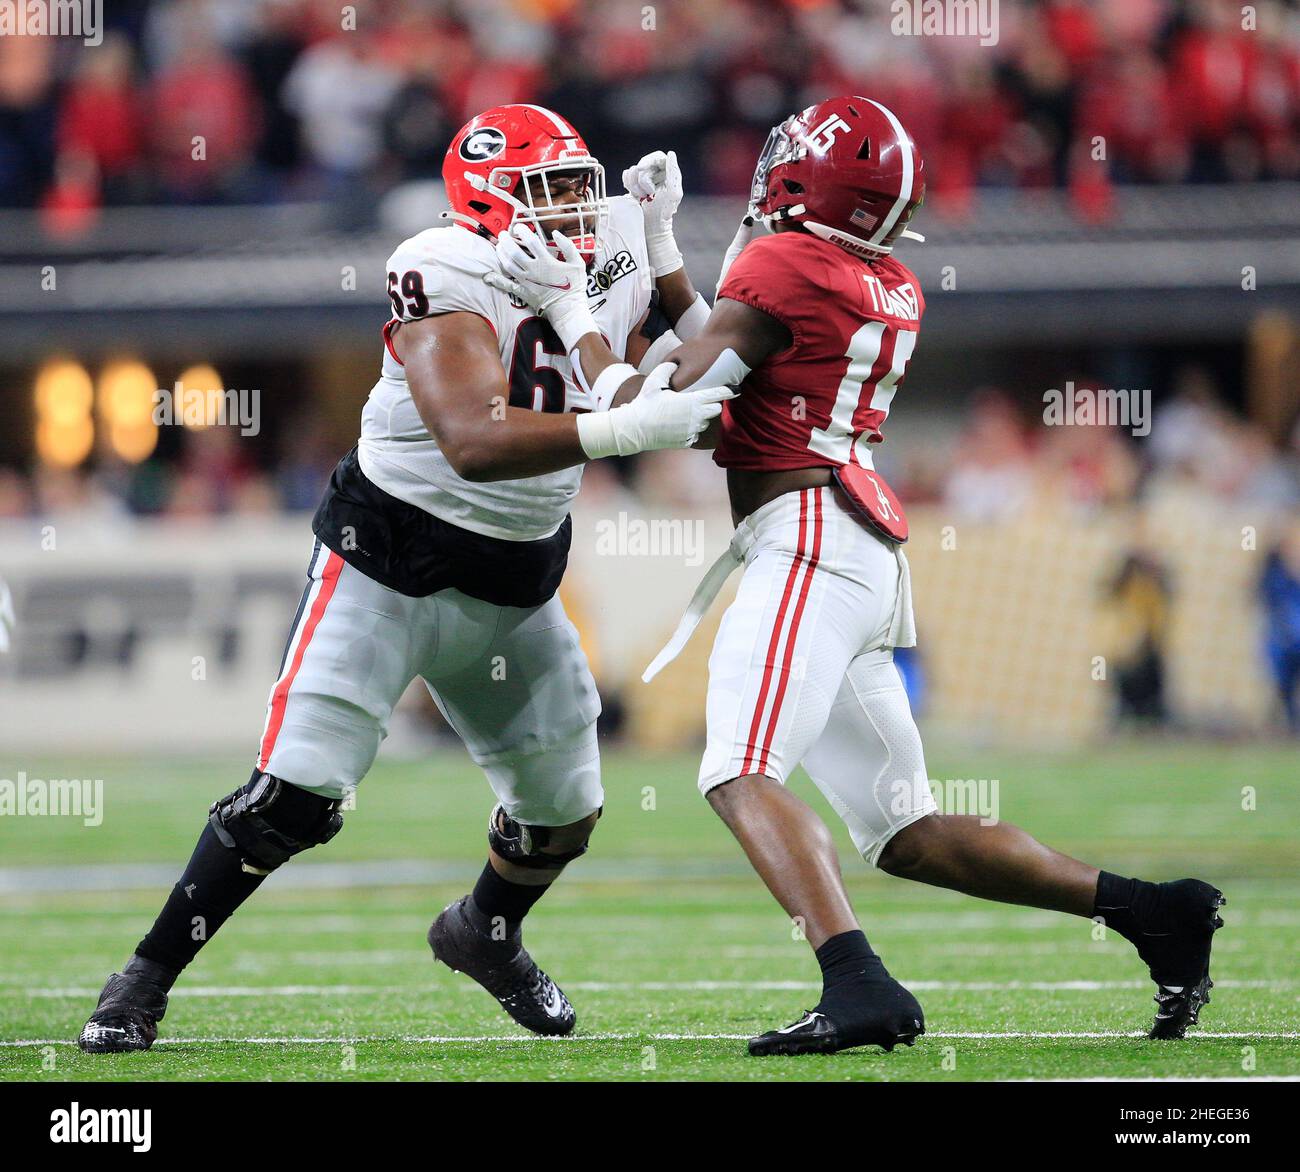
[358,195,653,541]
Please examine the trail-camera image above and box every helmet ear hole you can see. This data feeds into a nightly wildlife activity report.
[857,137,872,160]
[782,178,805,195]
[468,199,491,214]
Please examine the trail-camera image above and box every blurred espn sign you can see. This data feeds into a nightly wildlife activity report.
[0,500,737,754]
[0,518,305,753]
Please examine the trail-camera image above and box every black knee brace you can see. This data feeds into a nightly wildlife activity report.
[209,771,343,875]
[486,803,597,870]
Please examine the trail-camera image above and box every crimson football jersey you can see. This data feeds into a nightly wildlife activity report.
[714,230,923,472]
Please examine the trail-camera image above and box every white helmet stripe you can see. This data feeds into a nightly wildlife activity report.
[519,103,578,139]
[865,99,915,246]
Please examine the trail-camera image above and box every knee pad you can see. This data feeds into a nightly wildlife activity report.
[209,771,343,875]
[486,803,599,870]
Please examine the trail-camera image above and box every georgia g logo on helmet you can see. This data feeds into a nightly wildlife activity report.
[459,126,507,162]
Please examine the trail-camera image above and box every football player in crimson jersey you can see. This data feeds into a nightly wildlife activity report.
[77,105,732,1053]
[497,96,1225,1055]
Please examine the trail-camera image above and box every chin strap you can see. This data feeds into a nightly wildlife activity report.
[438,209,483,230]
[763,207,926,254]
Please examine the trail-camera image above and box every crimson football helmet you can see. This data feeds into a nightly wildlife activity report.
[442,104,608,260]
[751,95,925,258]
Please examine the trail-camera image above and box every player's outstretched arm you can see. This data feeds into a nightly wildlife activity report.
[399,312,583,481]
[662,297,791,393]
[399,311,729,482]
[622,149,705,329]
[610,296,791,415]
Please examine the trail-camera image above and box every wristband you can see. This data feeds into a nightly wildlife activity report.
[576,410,620,460]
[636,329,681,375]
[672,292,710,341]
[647,235,684,279]
[587,361,639,410]
[549,301,600,352]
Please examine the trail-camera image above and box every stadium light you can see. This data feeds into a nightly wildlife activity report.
[34,359,95,468]
[98,360,159,464]
[175,364,224,428]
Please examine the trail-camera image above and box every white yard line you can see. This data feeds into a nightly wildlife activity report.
[4,978,1286,997]
[1006,1076,1300,1083]
[3,1030,1298,1048]
[15,985,414,997]
[0,859,754,894]
[575,979,1284,992]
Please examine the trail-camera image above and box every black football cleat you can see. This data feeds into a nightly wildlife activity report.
[77,960,172,1053]
[749,976,925,1056]
[1133,879,1226,1040]
[428,895,575,1037]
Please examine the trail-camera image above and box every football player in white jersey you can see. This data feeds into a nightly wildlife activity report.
[78,104,726,1052]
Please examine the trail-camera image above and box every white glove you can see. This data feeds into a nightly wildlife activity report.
[484,225,598,351]
[715,215,754,298]
[576,361,734,459]
[622,149,684,278]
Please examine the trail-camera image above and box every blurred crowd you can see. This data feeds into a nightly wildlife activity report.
[3,363,1296,524]
[3,0,1298,731]
[2,0,1298,217]
[6,360,1298,729]
[906,367,1300,520]
[900,369,1300,733]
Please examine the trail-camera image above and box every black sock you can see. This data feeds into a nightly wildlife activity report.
[467,863,551,937]
[133,823,267,982]
[1093,870,1161,943]
[122,953,180,988]
[814,929,887,1015]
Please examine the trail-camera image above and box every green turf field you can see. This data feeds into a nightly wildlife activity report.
[1,742,1296,1081]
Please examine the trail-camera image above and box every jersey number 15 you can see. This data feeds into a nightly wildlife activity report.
[807,321,916,463]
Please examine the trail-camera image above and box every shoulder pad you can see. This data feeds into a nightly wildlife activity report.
[384,226,499,322]
[605,194,644,240]
[716,233,825,345]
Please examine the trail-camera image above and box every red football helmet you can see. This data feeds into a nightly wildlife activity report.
[751,95,925,258]
[442,104,608,260]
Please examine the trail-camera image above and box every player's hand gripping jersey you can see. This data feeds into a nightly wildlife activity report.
[358,194,653,542]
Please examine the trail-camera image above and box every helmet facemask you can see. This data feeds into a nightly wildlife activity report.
[470,158,609,263]
[750,117,807,220]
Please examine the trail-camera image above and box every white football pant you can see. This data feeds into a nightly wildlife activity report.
[699,487,936,865]
[257,541,603,826]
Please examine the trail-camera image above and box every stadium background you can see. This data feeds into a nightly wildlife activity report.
[1,0,1299,1083]
[2,0,1298,750]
